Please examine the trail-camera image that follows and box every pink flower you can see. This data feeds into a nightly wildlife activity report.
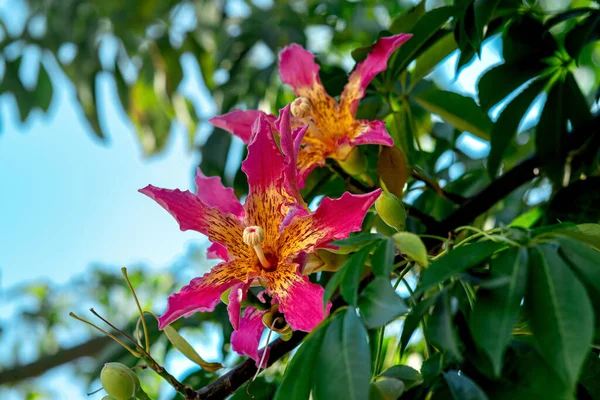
[140,104,381,364]
[210,34,411,187]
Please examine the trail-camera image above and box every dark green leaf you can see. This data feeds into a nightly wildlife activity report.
[386,109,416,165]
[274,321,327,400]
[371,239,395,277]
[358,277,407,328]
[340,245,374,307]
[313,308,371,400]
[114,65,130,111]
[419,241,507,294]
[545,8,596,28]
[536,78,567,184]
[478,60,546,112]
[565,12,600,59]
[444,371,488,400]
[558,236,600,305]
[488,77,547,178]
[470,247,528,376]
[200,129,232,180]
[563,72,592,127]
[400,294,439,355]
[35,65,53,112]
[370,378,404,400]
[428,291,462,361]
[329,234,382,254]
[390,7,457,77]
[389,1,426,34]
[579,352,600,399]
[413,88,492,140]
[233,377,277,399]
[546,178,600,225]
[526,245,594,389]
[473,0,501,48]
[411,32,457,88]
[380,365,423,389]
[503,15,557,63]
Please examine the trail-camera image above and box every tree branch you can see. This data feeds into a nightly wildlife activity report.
[0,336,113,385]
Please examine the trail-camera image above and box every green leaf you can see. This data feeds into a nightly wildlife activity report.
[525,245,594,389]
[232,377,277,400]
[545,8,596,28]
[163,325,223,372]
[371,239,396,277]
[558,237,600,304]
[470,247,529,377]
[503,15,557,63]
[536,79,567,184]
[329,234,382,254]
[35,65,53,112]
[389,6,457,77]
[413,88,492,140]
[358,277,407,328]
[400,294,439,355]
[380,365,423,389]
[565,12,600,59]
[313,308,371,400]
[389,1,426,34]
[477,60,546,112]
[580,352,600,399]
[411,31,458,88]
[385,109,416,164]
[114,64,130,111]
[444,371,488,400]
[488,78,547,178]
[370,378,404,400]
[392,232,428,267]
[274,321,327,400]
[509,207,543,228]
[419,241,507,294]
[473,0,501,48]
[428,291,462,361]
[563,72,592,127]
[340,246,374,307]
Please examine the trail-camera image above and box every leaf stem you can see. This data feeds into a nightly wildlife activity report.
[122,267,151,353]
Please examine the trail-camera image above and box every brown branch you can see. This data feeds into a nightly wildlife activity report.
[0,336,113,385]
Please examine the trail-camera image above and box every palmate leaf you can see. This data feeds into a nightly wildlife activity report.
[525,244,594,390]
[470,247,528,376]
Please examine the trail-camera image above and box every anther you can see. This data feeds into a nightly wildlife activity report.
[243,226,271,269]
[291,97,312,118]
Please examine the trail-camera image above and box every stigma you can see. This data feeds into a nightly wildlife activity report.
[243,226,271,269]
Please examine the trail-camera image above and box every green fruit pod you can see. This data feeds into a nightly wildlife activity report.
[375,191,406,231]
[100,362,138,400]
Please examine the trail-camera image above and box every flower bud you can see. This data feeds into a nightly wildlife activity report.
[100,363,138,400]
[291,97,312,118]
[375,191,406,231]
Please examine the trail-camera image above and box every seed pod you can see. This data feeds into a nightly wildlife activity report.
[375,191,406,231]
[100,363,138,400]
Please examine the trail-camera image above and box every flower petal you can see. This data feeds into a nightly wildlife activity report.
[295,133,330,188]
[228,281,252,330]
[275,104,308,204]
[209,110,275,144]
[139,185,252,259]
[264,263,331,331]
[207,242,228,261]
[341,34,412,115]
[278,190,382,259]
[231,307,269,367]
[195,168,244,218]
[279,44,323,93]
[242,114,290,249]
[158,260,257,329]
[349,120,394,147]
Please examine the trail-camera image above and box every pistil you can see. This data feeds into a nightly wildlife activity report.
[243,226,271,269]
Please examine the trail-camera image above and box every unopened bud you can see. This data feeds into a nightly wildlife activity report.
[243,226,265,247]
[291,97,312,118]
[375,191,406,231]
[100,363,139,400]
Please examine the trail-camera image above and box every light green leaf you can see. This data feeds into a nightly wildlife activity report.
[392,232,428,267]
[413,88,492,140]
[313,308,371,400]
[163,325,223,372]
[389,1,426,34]
[370,378,405,400]
[411,32,457,88]
[525,245,594,389]
[418,241,506,294]
[470,247,528,376]
[358,277,407,328]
